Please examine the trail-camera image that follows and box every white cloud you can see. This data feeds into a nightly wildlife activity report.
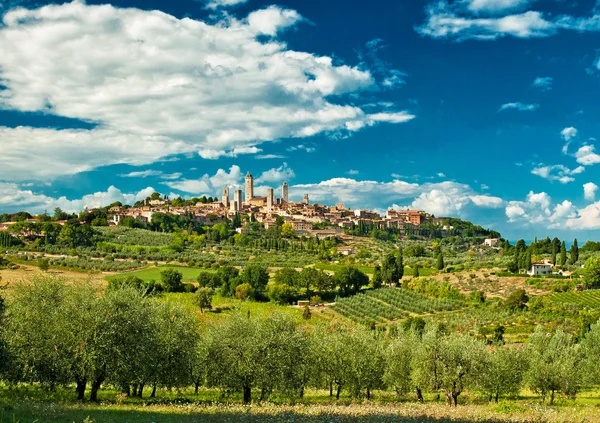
[0,2,413,181]
[162,179,212,194]
[499,102,539,111]
[0,127,189,181]
[532,76,553,90]
[575,145,600,166]
[287,144,316,153]
[290,177,502,217]
[584,182,599,201]
[565,202,600,230]
[561,126,577,154]
[256,154,287,159]
[209,165,243,188]
[205,0,247,10]
[346,170,360,175]
[531,164,584,184]
[120,170,163,178]
[470,195,504,208]
[417,3,555,41]
[437,172,446,177]
[417,1,600,41]
[256,163,295,184]
[0,183,155,213]
[162,165,244,195]
[505,191,551,224]
[198,147,262,160]
[246,6,302,36]
[463,0,534,13]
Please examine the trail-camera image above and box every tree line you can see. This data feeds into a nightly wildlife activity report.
[2,276,600,406]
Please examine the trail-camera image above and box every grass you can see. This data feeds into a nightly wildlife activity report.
[2,387,600,423]
[314,262,375,275]
[106,265,214,283]
[164,292,344,326]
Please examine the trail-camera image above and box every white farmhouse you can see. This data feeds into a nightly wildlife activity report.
[528,262,552,276]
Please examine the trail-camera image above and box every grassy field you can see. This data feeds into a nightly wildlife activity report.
[165,292,345,326]
[106,265,214,283]
[2,387,600,423]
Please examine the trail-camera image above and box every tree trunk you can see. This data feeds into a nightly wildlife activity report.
[416,387,424,403]
[132,384,138,397]
[138,384,144,398]
[329,382,333,397]
[121,384,130,396]
[445,391,452,406]
[151,384,157,398]
[90,375,104,402]
[260,387,266,401]
[366,387,371,400]
[452,392,459,407]
[550,390,555,405]
[194,382,199,395]
[299,386,304,398]
[76,379,87,401]
[495,392,499,403]
[243,385,251,404]
[336,383,341,400]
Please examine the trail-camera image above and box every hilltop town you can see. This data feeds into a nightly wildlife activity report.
[34,172,492,240]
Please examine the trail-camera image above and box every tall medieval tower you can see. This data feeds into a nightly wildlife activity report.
[245,172,254,203]
[282,182,289,203]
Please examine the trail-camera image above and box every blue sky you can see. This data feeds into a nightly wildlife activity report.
[1,0,600,240]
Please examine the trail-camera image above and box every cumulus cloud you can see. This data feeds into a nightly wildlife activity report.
[256,163,295,184]
[531,164,584,184]
[289,178,502,217]
[416,1,600,41]
[504,190,600,229]
[0,127,190,181]
[0,2,413,181]
[584,182,599,201]
[532,76,553,90]
[163,165,243,195]
[575,145,600,166]
[0,183,155,214]
[499,102,539,112]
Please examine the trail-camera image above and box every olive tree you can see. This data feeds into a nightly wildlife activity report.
[384,330,419,399]
[477,347,527,402]
[5,276,102,399]
[525,326,582,404]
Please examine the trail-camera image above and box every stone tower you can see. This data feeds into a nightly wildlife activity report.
[303,193,309,205]
[234,190,242,211]
[245,172,254,203]
[282,181,289,203]
[266,188,274,211]
[222,187,230,208]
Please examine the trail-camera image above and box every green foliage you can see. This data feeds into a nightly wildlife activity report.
[194,288,214,313]
[569,239,579,265]
[161,268,183,292]
[334,266,369,297]
[504,289,529,311]
[525,326,582,404]
[583,256,600,289]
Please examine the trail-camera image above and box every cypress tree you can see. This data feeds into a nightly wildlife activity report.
[436,253,444,271]
[570,238,579,265]
[559,241,567,266]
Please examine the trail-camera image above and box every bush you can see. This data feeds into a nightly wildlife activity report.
[161,269,184,292]
[235,283,255,301]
